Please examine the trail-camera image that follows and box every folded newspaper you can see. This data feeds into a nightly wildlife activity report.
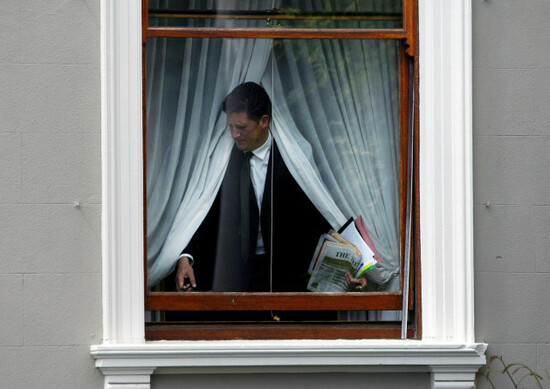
[340,217,385,285]
[307,231,366,292]
[307,217,382,292]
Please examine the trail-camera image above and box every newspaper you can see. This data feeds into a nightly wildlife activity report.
[307,239,361,292]
[339,219,377,278]
[307,216,386,292]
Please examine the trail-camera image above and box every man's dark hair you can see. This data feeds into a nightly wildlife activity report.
[222,82,272,123]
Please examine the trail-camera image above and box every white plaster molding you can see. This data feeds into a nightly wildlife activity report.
[96,0,484,386]
[419,0,475,342]
[430,365,482,389]
[102,368,155,389]
[100,0,145,344]
[92,341,486,388]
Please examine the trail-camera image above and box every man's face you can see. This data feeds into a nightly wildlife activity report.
[226,111,269,152]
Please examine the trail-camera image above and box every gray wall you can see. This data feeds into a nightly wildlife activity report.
[473,0,550,387]
[0,1,103,388]
[152,372,430,388]
[1,0,549,388]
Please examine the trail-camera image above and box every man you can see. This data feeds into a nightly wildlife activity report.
[175,82,330,292]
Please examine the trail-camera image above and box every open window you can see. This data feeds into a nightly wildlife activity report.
[94,1,486,387]
[143,0,419,340]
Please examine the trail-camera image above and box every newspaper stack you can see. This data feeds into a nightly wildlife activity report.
[307,216,380,292]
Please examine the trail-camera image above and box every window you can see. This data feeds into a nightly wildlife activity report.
[93,0,486,387]
[143,0,419,340]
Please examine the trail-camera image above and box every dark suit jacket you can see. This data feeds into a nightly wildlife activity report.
[182,141,331,292]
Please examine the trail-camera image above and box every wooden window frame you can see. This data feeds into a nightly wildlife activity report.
[141,0,420,341]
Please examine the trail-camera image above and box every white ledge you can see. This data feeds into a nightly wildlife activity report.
[92,341,486,388]
[92,340,487,372]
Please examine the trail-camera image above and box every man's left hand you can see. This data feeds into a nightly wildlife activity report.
[345,271,367,291]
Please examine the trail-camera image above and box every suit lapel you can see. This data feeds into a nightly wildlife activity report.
[260,141,288,254]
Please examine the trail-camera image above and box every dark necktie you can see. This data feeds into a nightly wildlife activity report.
[240,152,259,262]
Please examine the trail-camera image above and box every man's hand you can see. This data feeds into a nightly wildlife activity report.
[345,271,367,292]
[176,256,197,291]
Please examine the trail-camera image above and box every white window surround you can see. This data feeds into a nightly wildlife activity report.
[90,0,487,388]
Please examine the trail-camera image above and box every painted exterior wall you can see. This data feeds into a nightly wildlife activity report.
[0,0,547,387]
[152,373,430,388]
[473,1,550,388]
[0,1,104,388]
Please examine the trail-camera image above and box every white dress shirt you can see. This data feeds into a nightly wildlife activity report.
[248,132,272,255]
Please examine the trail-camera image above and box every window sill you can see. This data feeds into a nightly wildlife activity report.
[91,340,486,388]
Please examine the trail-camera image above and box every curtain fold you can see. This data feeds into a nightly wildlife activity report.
[146,0,276,287]
[266,37,401,288]
[264,0,402,289]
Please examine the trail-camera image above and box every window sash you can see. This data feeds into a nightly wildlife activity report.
[146,291,403,311]
[145,0,406,31]
[141,0,419,340]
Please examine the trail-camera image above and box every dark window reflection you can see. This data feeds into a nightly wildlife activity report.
[148,0,403,29]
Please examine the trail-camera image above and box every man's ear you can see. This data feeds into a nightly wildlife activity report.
[259,114,270,129]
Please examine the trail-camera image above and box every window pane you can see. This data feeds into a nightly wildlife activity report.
[145,36,401,318]
[148,0,403,29]
[271,38,401,295]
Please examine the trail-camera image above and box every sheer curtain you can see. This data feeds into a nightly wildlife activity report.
[146,0,274,287]
[266,0,402,291]
[266,37,401,292]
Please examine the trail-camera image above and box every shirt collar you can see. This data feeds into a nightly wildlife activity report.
[249,131,272,162]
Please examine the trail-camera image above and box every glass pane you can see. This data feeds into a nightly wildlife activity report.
[148,0,403,29]
[270,38,401,295]
[145,36,402,320]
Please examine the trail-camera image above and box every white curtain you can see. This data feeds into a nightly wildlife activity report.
[147,0,275,287]
[266,37,401,290]
[146,0,403,293]
[266,37,401,321]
